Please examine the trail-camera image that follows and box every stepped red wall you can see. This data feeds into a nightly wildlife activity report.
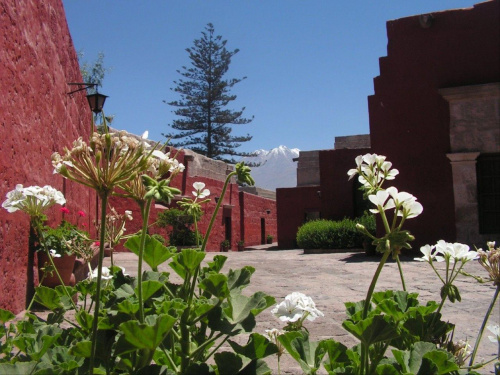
[0,0,96,313]
[368,0,500,246]
[277,0,499,249]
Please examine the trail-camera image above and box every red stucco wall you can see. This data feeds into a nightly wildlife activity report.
[0,0,96,313]
[239,192,276,247]
[277,186,322,249]
[109,149,277,253]
[368,0,500,247]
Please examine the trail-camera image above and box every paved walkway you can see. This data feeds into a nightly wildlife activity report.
[105,247,499,374]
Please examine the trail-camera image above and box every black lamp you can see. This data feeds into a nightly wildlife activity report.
[86,92,108,114]
[68,83,108,113]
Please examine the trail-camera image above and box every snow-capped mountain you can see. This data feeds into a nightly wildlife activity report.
[241,146,300,191]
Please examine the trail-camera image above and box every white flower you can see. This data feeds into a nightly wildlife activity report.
[2,184,65,216]
[271,296,303,322]
[49,249,62,258]
[265,328,285,339]
[381,161,399,180]
[362,153,377,166]
[193,182,210,199]
[124,210,133,220]
[434,240,478,263]
[91,266,113,281]
[415,244,439,262]
[487,325,500,343]
[271,292,323,323]
[368,190,395,214]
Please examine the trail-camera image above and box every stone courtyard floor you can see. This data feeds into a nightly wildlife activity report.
[106,246,499,374]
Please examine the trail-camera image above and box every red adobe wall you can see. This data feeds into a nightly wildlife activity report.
[109,148,277,252]
[239,192,277,247]
[277,186,322,249]
[276,148,369,249]
[318,148,372,220]
[0,0,96,313]
[368,0,500,247]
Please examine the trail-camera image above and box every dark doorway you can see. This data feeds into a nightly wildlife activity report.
[261,218,266,244]
[225,216,232,242]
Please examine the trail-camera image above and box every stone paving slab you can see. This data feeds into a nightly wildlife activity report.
[107,248,499,374]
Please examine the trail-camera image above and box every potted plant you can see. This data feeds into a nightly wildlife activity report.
[37,220,86,287]
[266,234,274,244]
[220,239,230,252]
[237,240,245,251]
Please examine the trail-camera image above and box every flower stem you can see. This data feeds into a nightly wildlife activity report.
[469,284,500,367]
[360,241,392,375]
[363,241,392,319]
[89,193,109,375]
[395,255,407,291]
[200,171,235,252]
[137,198,153,323]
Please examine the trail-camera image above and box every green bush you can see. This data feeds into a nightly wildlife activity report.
[156,208,202,246]
[296,214,375,249]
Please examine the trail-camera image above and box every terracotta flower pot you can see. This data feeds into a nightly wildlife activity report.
[38,252,76,288]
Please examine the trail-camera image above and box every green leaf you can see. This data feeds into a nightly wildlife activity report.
[227,266,255,293]
[375,364,400,374]
[135,280,164,301]
[118,314,176,352]
[199,273,229,298]
[345,300,369,321]
[125,235,174,271]
[75,310,93,332]
[225,292,274,325]
[342,315,399,346]
[169,249,205,279]
[69,340,93,358]
[206,255,227,273]
[176,248,206,272]
[277,330,326,374]
[113,283,135,299]
[0,308,15,324]
[0,362,39,374]
[422,350,459,374]
[392,341,458,374]
[229,333,279,360]
[34,286,64,310]
[117,299,141,315]
[214,351,246,374]
[321,339,351,371]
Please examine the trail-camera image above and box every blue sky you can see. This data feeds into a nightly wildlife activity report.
[63,1,477,153]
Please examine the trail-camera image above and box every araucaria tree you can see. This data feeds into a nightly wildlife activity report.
[163,23,254,163]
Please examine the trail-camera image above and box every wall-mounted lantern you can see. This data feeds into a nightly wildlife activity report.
[68,83,108,113]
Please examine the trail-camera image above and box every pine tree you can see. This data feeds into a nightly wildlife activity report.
[163,23,254,162]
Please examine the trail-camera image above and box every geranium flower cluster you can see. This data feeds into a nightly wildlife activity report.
[2,184,66,218]
[271,292,324,329]
[348,153,399,195]
[348,153,422,222]
[52,132,151,195]
[416,240,478,264]
[476,241,500,286]
[416,240,478,303]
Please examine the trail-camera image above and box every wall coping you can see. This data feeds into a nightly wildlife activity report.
[446,152,480,163]
[439,82,500,102]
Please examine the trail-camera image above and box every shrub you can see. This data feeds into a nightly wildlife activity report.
[156,208,202,246]
[296,214,375,250]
